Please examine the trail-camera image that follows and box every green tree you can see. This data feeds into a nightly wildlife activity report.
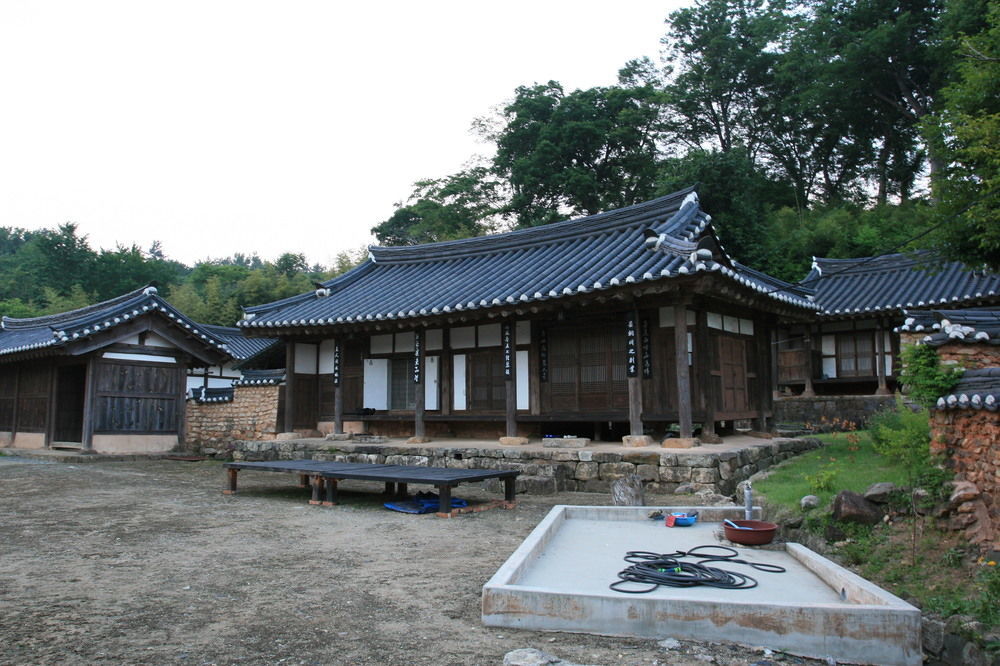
[923,2,1000,269]
[492,76,663,227]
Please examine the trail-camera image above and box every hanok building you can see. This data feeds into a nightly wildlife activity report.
[239,187,816,443]
[0,286,232,453]
[775,253,1000,397]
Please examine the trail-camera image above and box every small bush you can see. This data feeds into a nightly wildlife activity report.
[898,344,963,409]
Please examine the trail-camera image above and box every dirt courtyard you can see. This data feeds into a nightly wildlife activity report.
[0,457,822,665]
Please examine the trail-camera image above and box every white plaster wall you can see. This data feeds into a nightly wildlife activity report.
[91,434,179,454]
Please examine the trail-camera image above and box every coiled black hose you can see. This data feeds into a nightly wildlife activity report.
[610,545,786,594]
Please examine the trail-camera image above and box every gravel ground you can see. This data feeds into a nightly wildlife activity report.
[0,458,827,665]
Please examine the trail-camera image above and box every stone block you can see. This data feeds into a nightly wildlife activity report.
[324,433,353,441]
[406,436,432,444]
[574,462,600,480]
[659,466,691,483]
[635,464,659,481]
[275,432,298,441]
[599,462,636,480]
[623,451,660,466]
[621,435,653,448]
[577,450,594,462]
[499,436,530,446]
[691,467,720,483]
[661,437,698,448]
[542,437,590,448]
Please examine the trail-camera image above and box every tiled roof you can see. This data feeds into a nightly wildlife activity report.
[233,369,286,386]
[190,387,235,404]
[199,324,279,361]
[240,188,815,331]
[936,368,1000,411]
[898,309,1000,346]
[0,286,229,360]
[804,253,1000,317]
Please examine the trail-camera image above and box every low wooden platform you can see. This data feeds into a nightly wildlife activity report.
[222,460,519,517]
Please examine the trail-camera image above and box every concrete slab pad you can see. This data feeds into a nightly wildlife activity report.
[483,505,921,666]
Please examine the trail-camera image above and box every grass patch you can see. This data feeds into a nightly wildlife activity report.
[755,431,906,511]
[757,428,999,629]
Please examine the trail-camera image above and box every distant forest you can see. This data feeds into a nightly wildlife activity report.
[0,224,365,325]
[2,0,997,326]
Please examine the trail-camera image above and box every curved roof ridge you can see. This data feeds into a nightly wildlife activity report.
[1,285,153,330]
[368,186,697,264]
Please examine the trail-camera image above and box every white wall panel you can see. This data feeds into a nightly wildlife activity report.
[294,343,317,374]
[318,339,337,374]
[363,359,388,410]
[425,355,439,410]
[516,350,529,410]
[453,354,467,410]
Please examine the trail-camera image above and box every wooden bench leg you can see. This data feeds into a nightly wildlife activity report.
[298,474,310,488]
[309,475,324,505]
[502,476,517,508]
[435,484,453,517]
[383,481,395,495]
[323,478,338,506]
[223,468,238,495]
[396,483,408,498]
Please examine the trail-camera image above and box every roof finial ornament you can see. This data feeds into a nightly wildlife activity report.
[681,190,699,208]
[811,257,821,275]
[143,285,158,296]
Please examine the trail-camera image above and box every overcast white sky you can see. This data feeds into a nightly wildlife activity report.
[0,1,679,267]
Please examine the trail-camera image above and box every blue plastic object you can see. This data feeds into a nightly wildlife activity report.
[669,512,698,526]
[384,494,468,514]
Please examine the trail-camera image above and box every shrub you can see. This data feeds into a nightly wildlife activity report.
[898,343,963,409]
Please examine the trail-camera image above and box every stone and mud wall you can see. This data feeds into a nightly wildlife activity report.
[185,386,280,446]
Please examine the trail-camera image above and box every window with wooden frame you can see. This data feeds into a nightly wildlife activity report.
[389,357,417,410]
[836,331,875,377]
[467,348,505,412]
[547,324,627,411]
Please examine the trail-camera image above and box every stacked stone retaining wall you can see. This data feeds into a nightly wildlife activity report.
[204,437,822,496]
[186,386,281,445]
[773,395,896,430]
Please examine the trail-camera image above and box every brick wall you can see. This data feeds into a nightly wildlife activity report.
[186,385,280,446]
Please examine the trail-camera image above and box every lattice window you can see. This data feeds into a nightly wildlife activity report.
[836,332,875,377]
[389,357,416,410]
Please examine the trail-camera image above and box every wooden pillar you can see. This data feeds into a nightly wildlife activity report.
[626,310,643,436]
[754,317,771,432]
[440,329,452,417]
[770,328,781,400]
[45,362,56,448]
[801,331,816,397]
[413,330,425,438]
[332,339,344,434]
[674,304,693,438]
[875,320,890,395]
[81,358,96,450]
[695,309,716,438]
[175,360,188,447]
[11,365,20,440]
[284,342,296,433]
[503,321,516,437]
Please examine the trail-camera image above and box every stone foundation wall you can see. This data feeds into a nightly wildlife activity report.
[773,395,896,430]
[206,437,822,496]
[186,385,280,446]
[931,409,1000,550]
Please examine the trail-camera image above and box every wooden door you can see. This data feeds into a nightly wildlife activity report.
[718,336,749,413]
[54,365,86,443]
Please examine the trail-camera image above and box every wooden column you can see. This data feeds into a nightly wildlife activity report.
[674,304,693,438]
[875,320,890,395]
[626,310,643,436]
[332,339,343,434]
[284,341,296,433]
[440,329,451,417]
[81,357,96,450]
[695,309,716,438]
[175,359,188,447]
[413,330,425,438]
[11,365,20,440]
[770,328,781,400]
[45,362,56,448]
[801,330,816,397]
[754,318,771,432]
[503,321,516,437]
